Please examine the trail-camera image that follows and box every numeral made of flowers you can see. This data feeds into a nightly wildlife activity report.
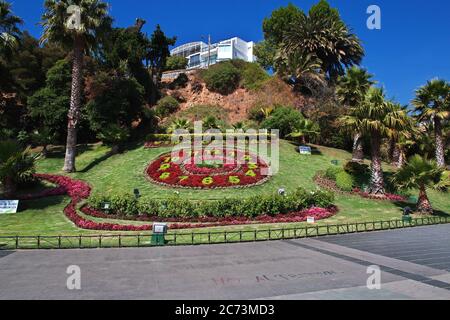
[163,156,171,163]
[179,176,189,182]
[159,164,171,171]
[202,177,214,185]
[229,176,241,184]
[248,163,258,170]
[159,172,171,180]
[245,170,257,177]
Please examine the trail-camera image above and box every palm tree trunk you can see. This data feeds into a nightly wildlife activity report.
[391,144,400,167]
[417,185,433,215]
[396,149,406,169]
[352,132,364,162]
[63,39,84,173]
[434,118,446,168]
[369,133,385,195]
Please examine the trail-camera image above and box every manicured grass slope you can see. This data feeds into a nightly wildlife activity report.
[1,141,448,236]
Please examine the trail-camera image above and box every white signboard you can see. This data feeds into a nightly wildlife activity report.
[307,216,315,224]
[0,200,19,214]
[299,146,312,155]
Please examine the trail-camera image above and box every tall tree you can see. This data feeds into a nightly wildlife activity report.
[40,0,112,172]
[353,88,409,195]
[412,79,450,168]
[337,67,375,161]
[146,24,176,102]
[282,0,364,82]
[0,0,22,58]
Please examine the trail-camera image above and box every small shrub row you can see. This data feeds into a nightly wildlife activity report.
[88,188,335,219]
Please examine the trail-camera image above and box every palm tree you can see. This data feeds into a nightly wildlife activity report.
[40,0,112,172]
[0,140,36,197]
[167,118,191,134]
[412,79,450,168]
[393,155,445,215]
[260,107,274,120]
[282,0,364,82]
[354,88,409,195]
[336,67,375,161]
[387,102,417,168]
[274,50,326,94]
[0,0,22,58]
[288,119,320,145]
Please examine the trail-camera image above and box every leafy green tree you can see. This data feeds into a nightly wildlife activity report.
[201,61,241,95]
[254,40,277,71]
[155,96,180,118]
[412,79,450,168]
[165,55,188,71]
[85,70,145,152]
[28,59,73,154]
[393,155,447,214]
[40,0,112,172]
[261,106,304,138]
[0,140,36,196]
[337,67,375,161]
[0,0,22,58]
[282,0,364,82]
[146,24,176,87]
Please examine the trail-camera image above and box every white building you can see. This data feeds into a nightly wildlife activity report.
[170,37,256,70]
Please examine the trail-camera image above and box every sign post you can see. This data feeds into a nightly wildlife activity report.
[0,200,19,214]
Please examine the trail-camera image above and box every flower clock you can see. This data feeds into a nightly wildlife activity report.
[146,149,271,189]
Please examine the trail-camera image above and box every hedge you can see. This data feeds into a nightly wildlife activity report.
[88,188,335,219]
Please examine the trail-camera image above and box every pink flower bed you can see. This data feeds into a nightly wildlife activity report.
[26,174,338,232]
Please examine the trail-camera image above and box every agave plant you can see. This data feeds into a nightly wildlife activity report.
[392,155,446,215]
[0,140,36,197]
[167,118,191,134]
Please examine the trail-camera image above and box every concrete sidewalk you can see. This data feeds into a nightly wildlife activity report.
[1,225,450,300]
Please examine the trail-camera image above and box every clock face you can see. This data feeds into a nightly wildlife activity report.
[145,149,271,189]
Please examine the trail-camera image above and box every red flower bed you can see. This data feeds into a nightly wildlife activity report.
[146,150,270,189]
[29,174,337,232]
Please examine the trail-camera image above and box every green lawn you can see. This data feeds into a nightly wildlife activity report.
[0,140,449,236]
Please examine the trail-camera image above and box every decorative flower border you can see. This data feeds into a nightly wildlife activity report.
[20,174,338,232]
[145,150,271,190]
[313,174,406,202]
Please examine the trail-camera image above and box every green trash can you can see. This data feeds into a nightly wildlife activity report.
[151,223,168,246]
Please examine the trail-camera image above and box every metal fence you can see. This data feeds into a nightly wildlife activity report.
[1,216,449,250]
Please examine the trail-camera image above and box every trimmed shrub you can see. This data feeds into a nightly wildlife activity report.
[325,166,345,181]
[335,171,354,192]
[165,56,188,71]
[201,61,241,95]
[88,187,335,218]
[155,96,180,118]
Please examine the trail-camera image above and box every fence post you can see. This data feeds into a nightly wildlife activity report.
[37,236,40,249]
[224,232,227,243]
[137,235,140,247]
[118,235,122,248]
[208,232,211,244]
[79,235,82,248]
[240,231,243,242]
[316,226,319,237]
[15,236,19,249]
[58,236,62,249]
[99,235,102,248]
[254,230,257,241]
[191,233,194,245]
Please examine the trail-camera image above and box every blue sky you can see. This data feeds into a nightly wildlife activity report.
[9,0,450,105]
